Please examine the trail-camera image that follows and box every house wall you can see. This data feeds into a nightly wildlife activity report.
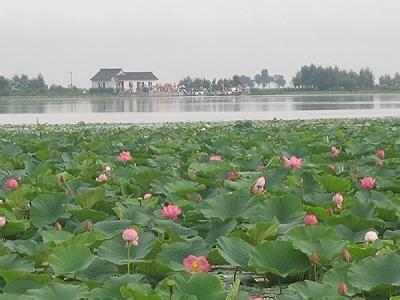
[121,80,158,92]
[91,80,117,89]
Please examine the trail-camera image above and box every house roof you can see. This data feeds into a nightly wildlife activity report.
[116,72,158,81]
[91,68,122,81]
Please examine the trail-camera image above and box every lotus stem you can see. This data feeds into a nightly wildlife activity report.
[127,242,131,274]
[233,266,239,282]
[278,277,282,295]
[314,263,317,281]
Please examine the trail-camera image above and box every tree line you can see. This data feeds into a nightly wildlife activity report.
[180,65,400,92]
[0,74,82,96]
[178,69,286,91]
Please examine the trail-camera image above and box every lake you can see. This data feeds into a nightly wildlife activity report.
[0,94,399,124]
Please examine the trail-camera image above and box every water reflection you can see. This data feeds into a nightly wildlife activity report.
[0,94,399,114]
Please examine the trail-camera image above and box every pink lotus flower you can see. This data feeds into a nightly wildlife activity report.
[289,156,302,170]
[0,216,6,228]
[5,178,19,191]
[122,228,139,246]
[101,165,111,171]
[282,155,302,170]
[376,150,385,159]
[331,146,340,157]
[377,159,383,167]
[96,173,108,182]
[183,255,211,273]
[364,231,378,243]
[332,193,344,204]
[257,164,266,171]
[304,214,318,226]
[161,204,182,221]
[251,176,266,194]
[282,155,291,168]
[143,193,152,201]
[118,151,132,163]
[209,155,222,161]
[227,171,239,181]
[250,297,265,300]
[360,177,376,190]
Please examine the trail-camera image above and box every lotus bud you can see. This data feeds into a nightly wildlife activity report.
[0,216,7,228]
[364,231,378,243]
[55,221,62,231]
[195,193,202,202]
[342,249,351,263]
[310,251,319,265]
[337,282,348,295]
[327,207,334,216]
[84,220,93,231]
[304,214,318,226]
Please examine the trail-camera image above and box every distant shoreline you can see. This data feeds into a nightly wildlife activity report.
[1,90,400,100]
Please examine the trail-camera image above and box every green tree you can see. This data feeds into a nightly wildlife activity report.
[272,74,286,88]
[0,76,10,96]
[255,69,271,88]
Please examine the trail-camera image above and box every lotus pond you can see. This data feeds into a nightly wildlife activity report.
[0,119,400,299]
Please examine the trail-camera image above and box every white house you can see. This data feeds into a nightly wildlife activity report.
[90,68,159,92]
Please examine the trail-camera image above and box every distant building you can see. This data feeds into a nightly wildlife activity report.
[90,68,158,92]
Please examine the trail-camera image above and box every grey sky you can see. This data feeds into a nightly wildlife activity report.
[1,0,399,87]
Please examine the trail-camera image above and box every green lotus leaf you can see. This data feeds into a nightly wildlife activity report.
[26,282,89,300]
[201,190,261,221]
[69,208,108,223]
[175,272,227,300]
[48,244,95,276]
[93,220,133,238]
[288,225,349,263]
[97,232,155,265]
[3,220,29,238]
[0,254,34,272]
[348,253,400,296]
[249,240,309,278]
[89,274,146,299]
[30,194,68,227]
[217,236,254,267]
[288,280,344,299]
[3,278,44,294]
[322,265,358,296]
[205,219,237,245]
[76,258,117,283]
[258,195,304,225]
[245,219,279,245]
[327,212,384,233]
[40,230,75,245]
[76,187,105,209]
[315,175,351,193]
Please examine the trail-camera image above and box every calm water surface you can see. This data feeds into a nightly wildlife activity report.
[0,94,399,124]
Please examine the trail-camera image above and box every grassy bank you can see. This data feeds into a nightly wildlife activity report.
[0,119,400,298]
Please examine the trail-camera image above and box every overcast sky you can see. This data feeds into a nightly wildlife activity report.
[1,0,399,87]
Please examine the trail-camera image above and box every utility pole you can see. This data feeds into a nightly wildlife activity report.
[70,72,73,89]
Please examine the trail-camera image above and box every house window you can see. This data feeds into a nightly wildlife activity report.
[148,81,152,88]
